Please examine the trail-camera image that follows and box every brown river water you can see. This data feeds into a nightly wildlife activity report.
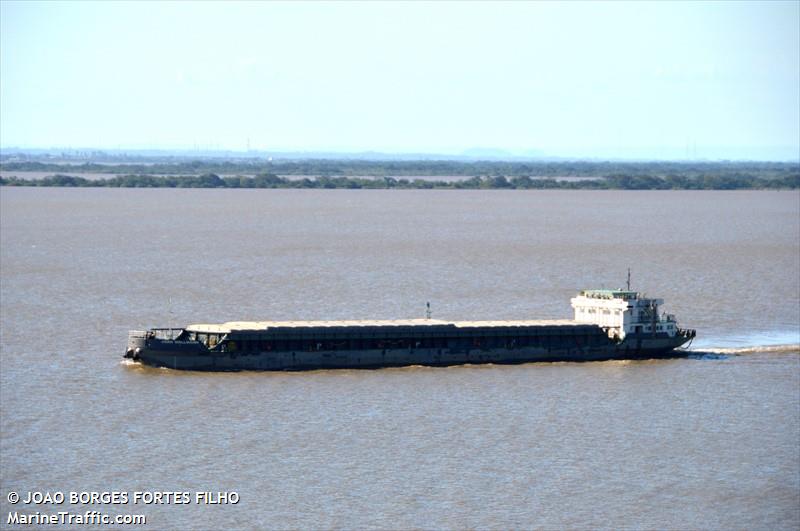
[1,188,798,529]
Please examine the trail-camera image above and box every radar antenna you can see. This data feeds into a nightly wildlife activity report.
[626,268,631,291]
[426,301,431,320]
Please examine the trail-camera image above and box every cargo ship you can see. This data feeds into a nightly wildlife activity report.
[124,287,695,371]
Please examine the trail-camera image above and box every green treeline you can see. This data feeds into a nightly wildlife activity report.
[1,172,797,189]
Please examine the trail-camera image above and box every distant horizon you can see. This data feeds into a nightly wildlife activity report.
[1,145,798,163]
[2,2,798,163]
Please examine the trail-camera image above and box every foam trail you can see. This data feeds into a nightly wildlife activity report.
[689,344,799,355]
[688,330,799,353]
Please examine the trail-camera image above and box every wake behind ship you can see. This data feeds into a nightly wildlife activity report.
[125,288,695,371]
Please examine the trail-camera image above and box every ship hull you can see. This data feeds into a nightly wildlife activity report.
[127,335,691,371]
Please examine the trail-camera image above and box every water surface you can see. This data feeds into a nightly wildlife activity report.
[1,189,798,529]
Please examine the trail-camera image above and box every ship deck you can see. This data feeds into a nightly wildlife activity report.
[186,318,581,334]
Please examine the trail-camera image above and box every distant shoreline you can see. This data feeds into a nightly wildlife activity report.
[1,160,797,190]
[1,173,797,190]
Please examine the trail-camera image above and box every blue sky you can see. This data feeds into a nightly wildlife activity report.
[1,1,798,160]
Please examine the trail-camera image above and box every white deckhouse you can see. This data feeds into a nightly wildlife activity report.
[570,289,679,341]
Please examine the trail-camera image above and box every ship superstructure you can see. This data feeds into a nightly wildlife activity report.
[571,289,679,341]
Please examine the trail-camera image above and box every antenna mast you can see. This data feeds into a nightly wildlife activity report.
[426,302,431,320]
[626,268,631,291]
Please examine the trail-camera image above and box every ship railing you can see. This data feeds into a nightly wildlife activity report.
[149,328,185,340]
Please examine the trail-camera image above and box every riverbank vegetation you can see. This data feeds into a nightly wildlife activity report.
[2,172,797,189]
[1,160,797,189]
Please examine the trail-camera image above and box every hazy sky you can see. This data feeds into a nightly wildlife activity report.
[1,1,798,160]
